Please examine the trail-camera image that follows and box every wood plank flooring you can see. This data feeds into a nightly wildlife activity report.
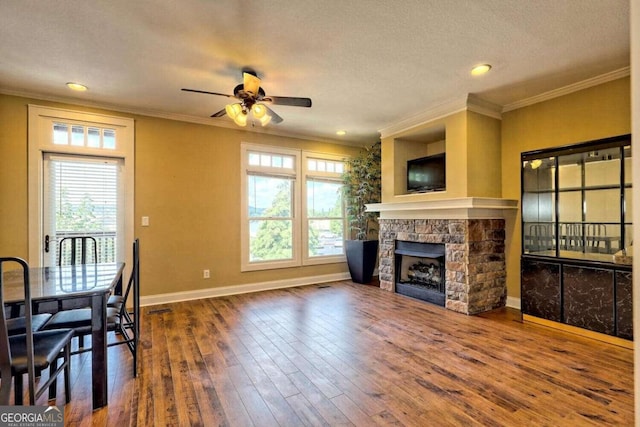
[34,280,634,425]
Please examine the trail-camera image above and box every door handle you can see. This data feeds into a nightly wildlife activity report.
[45,234,50,253]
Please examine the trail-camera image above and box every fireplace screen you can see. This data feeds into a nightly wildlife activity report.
[398,255,443,288]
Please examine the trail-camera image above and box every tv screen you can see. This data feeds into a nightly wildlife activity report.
[407,153,446,192]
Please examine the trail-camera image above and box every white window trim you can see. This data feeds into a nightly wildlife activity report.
[28,105,135,270]
[301,151,347,266]
[241,143,347,271]
[241,144,301,271]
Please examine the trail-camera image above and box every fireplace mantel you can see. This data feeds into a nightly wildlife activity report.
[367,197,518,220]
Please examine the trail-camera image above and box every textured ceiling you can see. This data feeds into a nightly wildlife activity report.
[0,0,630,144]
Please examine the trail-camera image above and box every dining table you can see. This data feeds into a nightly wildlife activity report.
[2,262,125,409]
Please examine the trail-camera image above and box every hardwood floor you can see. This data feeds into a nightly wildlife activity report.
[41,280,633,425]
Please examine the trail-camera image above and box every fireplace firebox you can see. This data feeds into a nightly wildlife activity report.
[394,241,446,306]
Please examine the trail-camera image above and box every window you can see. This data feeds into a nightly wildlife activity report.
[304,155,345,261]
[241,144,346,271]
[248,174,294,262]
[53,123,117,149]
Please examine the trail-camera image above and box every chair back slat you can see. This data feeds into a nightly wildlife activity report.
[58,236,98,265]
[0,257,36,405]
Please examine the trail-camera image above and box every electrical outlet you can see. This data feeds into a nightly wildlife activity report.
[203,269,210,279]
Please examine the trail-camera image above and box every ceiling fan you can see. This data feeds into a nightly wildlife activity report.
[181,70,312,127]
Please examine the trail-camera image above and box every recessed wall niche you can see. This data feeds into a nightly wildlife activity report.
[393,125,446,196]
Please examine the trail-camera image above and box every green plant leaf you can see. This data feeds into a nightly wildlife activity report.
[341,141,381,240]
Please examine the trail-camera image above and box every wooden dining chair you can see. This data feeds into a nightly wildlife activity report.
[0,257,74,405]
[42,239,140,377]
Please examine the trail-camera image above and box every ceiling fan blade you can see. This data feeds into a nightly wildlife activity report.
[181,88,234,98]
[211,108,227,118]
[243,72,261,96]
[264,105,283,124]
[264,96,312,107]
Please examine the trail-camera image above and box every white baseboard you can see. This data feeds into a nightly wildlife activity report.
[140,272,352,307]
[506,296,521,310]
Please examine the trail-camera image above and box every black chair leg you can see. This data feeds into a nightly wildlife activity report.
[49,359,58,401]
[14,374,23,405]
[0,367,11,405]
[63,344,71,404]
[133,341,137,377]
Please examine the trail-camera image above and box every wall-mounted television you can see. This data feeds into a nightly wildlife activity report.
[407,153,446,193]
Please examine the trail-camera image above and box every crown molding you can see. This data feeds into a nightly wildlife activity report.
[466,93,503,119]
[378,95,468,139]
[0,87,361,147]
[502,67,631,112]
[3,66,629,146]
[378,67,630,139]
[379,94,502,140]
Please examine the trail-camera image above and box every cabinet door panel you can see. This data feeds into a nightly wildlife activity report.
[521,259,561,321]
[616,271,633,340]
[563,266,614,335]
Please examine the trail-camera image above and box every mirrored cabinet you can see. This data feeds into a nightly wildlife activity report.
[521,134,633,344]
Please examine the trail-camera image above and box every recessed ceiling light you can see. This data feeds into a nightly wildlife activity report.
[471,64,492,76]
[336,130,347,136]
[66,82,88,91]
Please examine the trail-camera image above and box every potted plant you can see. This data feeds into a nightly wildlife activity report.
[342,141,382,283]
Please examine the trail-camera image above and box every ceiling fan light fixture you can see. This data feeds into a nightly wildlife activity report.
[182,68,311,126]
[251,103,272,126]
[233,114,247,127]
[258,113,272,127]
[252,103,267,119]
[225,103,243,119]
[243,72,261,96]
[233,112,248,127]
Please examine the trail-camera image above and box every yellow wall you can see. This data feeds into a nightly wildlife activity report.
[501,76,631,299]
[0,94,361,297]
[467,111,502,198]
[0,95,29,257]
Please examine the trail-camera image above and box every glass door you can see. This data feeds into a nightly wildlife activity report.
[42,153,123,267]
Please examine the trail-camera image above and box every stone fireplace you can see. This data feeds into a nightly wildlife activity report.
[369,198,517,315]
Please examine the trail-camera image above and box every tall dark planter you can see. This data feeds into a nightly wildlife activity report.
[345,239,379,284]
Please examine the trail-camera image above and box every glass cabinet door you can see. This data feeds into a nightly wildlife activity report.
[623,144,633,249]
[583,147,622,254]
[557,153,583,253]
[522,157,556,254]
[521,135,631,261]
